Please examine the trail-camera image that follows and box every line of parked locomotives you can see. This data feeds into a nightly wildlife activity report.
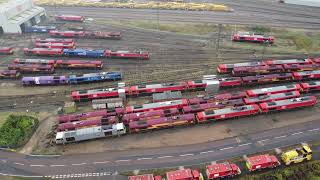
[23,37,150,59]
[56,82,319,144]
[129,144,312,179]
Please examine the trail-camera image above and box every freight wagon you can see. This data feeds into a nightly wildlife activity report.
[206,162,241,179]
[13,58,56,65]
[55,123,126,144]
[104,50,149,60]
[0,70,20,79]
[35,42,75,49]
[129,114,196,133]
[24,25,56,33]
[23,48,63,56]
[92,98,124,110]
[55,60,103,69]
[8,64,55,74]
[0,47,14,54]
[35,38,74,44]
[55,15,85,22]
[246,154,280,171]
[232,32,274,44]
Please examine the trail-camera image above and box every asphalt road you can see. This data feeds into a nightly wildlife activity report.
[1,119,320,179]
[44,0,320,29]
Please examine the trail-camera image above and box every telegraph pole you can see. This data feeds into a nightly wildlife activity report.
[216,24,222,59]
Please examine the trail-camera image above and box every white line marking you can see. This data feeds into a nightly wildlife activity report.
[137,157,153,160]
[179,154,194,157]
[157,156,173,159]
[14,162,24,166]
[30,164,44,167]
[291,132,304,135]
[308,128,320,132]
[72,163,86,166]
[220,146,234,151]
[258,139,269,142]
[200,150,214,154]
[115,159,131,162]
[275,135,287,139]
[50,164,65,167]
[0,172,44,178]
[238,143,252,147]
[27,154,60,157]
[93,161,110,164]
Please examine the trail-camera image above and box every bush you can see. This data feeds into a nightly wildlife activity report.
[293,35,313,51]
[0,115,39,148]
[250,26,271,34]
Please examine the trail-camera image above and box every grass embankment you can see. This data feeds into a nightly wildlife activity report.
[34,0,232,12]
[0,115,39,149]
[239,160,320,180]
[100,20,320,55]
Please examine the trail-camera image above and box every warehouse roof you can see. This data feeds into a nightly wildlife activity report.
[9,6,44,24]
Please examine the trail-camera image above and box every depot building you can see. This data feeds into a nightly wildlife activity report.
[0,0,46,34]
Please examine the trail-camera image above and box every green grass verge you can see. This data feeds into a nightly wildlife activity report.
[97,20,320,54]
[238,160,320,180]
[0,115,39,148]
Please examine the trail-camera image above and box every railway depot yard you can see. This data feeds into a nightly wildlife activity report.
[0,0,320,179]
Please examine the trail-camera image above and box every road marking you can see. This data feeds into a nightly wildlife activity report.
[30,164,45,167]
[50,164,65,167]
[14,162,24,166]
[200,150,214,154]
[72,163,86,166]
[157,156,173,159]
[93,161,110,164]
[258,139,269,143]
[179,154,194,157]
[28,154,60,157]
[275,135,287,139]
[238,143,252,147]
[219,146,234,151]
[291,132,304,135]
[137,157,153,160]
[308,128,320,132]
[115,159,131,162]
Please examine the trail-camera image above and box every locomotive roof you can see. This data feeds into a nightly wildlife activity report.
[293,70,320,75]
[266,59,309,64]
[166,169,193,180]
[244,91,298,102]
[242,73,292,80]
[22,76,66,81]
[203,105,256,116]
[261,96,314,107]
[249,85,298,94]
[132,99,185,110]
[136,82,186,89]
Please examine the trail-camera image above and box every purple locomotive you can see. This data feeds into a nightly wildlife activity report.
[22,76,67,86]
